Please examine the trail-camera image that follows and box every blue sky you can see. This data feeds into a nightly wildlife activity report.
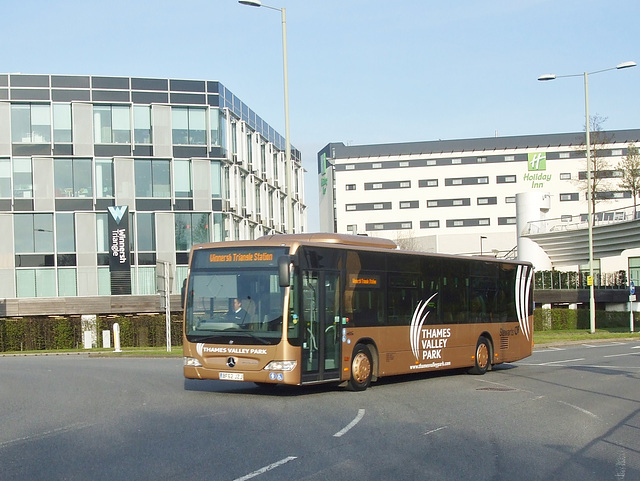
[5,0,639,231]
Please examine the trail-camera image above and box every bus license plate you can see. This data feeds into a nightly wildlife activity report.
[219,372,244,381]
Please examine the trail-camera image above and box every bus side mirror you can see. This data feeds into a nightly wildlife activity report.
[278,256,292,287]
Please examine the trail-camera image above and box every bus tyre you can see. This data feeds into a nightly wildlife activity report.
[469,336,491,375]
[349,344,373,391]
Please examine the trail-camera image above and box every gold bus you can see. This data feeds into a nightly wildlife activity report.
[183,233,533,390]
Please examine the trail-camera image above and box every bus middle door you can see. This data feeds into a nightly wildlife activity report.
[301,270,341,383]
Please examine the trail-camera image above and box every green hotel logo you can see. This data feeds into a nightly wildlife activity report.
[528,152,546,171]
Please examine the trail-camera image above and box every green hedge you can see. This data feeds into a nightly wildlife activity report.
[0,314,183,353]
[534,308,638,331]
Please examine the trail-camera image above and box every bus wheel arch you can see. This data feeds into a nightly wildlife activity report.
[469,334,493,375]
[348,341,377,391]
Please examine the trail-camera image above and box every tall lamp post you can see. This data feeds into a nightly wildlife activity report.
[239,0,294,233]
[538,61,636,334]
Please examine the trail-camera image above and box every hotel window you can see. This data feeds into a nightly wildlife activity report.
[426,160,436,166]
[53,103,72,143]
[172,107,206,145]
[504,155,515,162]
[419,179,438,187]
[54,158,92,198]
[497,217,516,225]
[560,173,571,180]
[559,152,570,159]
[133,105,152,144]
[477,157,487,163]
[345,184,356,191]
[345,165,355,170]
[420,220,439,228]
[477,197,497,205]
[561,215,573,222]
[399,161,409,167]
[505,196,516,203]
[11,104,51,143]
[400,201,419,209]
[94,105,131,144]
[612,149,623,156]
[452,158,462,164]
[560,193,579,202]
[372,163,382,169]
[497,175,516,183]
[135,159,170,197]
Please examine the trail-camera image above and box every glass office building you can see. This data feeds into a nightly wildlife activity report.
[0,74,305,313]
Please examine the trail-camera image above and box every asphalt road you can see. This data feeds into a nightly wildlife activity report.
[1,341,638,481]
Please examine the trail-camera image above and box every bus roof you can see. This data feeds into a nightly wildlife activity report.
[258,233,398,250]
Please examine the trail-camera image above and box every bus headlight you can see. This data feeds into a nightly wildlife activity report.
[184,357,203,367]
[264,360,297,371]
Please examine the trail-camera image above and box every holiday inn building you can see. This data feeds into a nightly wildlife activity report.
[0,73,305,315]
[318,129,640,262]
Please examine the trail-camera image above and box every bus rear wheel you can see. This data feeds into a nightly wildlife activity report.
[349,344,372,391]
[469,336,491,375]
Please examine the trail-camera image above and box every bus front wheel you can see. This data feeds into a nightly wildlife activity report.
[469,336,491,375]
[349,344,373,391]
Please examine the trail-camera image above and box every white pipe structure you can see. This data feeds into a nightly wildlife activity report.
[538,61,636,334]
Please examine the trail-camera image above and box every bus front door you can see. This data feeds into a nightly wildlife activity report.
[301,270,341,383]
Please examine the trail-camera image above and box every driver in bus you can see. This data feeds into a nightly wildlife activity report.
[228,298,249,325]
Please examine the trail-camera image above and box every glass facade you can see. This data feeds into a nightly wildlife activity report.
[0,73,304,308]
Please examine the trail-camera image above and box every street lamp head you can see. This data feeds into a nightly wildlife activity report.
[616,61,637,70]
[537,74,557,81]
[238,0,262,6]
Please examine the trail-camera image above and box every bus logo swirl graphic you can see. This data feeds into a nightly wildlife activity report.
[410,292,438,361]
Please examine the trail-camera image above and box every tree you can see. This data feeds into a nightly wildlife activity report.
[618,142,640,218]
[574,114,614,224]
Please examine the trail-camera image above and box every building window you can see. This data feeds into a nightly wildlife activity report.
[452,158,462,164]
[446,218,490,227]
[420,220,439,229]
[15,213,54,253]
[399,161,409,167]
[497,175,516,183]
[54,158,92,198]
[477,197,497,205]
[13,157,33,198]
[497,217,516,225]
[11,104,51,143]
[559,152,570,159]
[477,157,487,163]
[505,196,516,203]
[560,173,571,180]
[347,224,357,234]
[174,160,192,198]
[0,158,11,198]
[445,176,489,186]
[133,105,152,144]
[419,179,438,187]
[561,215,573,222]
[135,159,170,197]
[345,165,355,170]
[346,205,356,211]
[612,149,623,156]
[210,108,227,150]
[136,212,156,253]
[560,193,579,202]
[426,160,436,166]
[504,155,515,162]
[345,184,356,191]
[172,107,206,145]
[372,163,382,169]
[96,158,114,198]
[365,180,411,190]
[399,201,419,209]
[175,213,209,251]
[56,213,76,254]
[211,160,222,198]
[94,105,131,144]
[53,103,72,143]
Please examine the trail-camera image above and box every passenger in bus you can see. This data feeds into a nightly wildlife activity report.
[227,298,249,325]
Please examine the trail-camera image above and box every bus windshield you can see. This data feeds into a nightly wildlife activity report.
[184,247,287,345]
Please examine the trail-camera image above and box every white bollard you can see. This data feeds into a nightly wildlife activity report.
[113,323,122,352]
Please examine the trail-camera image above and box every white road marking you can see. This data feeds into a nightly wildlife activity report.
[557,400,599,419]
[538,358,585,366]
[0,422,93,449]
[233,456,297,481]
[424,426,448,436]
[333,409,365,438]
[604,352,640,358]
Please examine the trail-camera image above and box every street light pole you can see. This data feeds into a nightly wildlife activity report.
[239,0,295,233]
[538,61,636,334]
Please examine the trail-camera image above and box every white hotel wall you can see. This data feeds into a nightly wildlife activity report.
[330,142,636,257]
